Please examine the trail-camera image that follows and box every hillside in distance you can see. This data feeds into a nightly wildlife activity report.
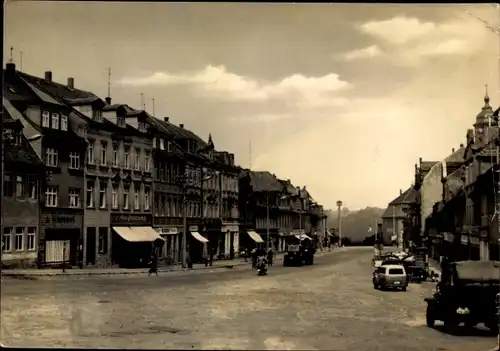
[325,207,385,243]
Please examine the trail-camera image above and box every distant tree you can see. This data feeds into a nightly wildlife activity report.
[326,207,385,244]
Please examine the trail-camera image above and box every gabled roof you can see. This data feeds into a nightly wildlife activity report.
[278,179,299,196]
[2,107,43,167]
[389,187,418,205]
[248,171,284,193]
[381,204,406,219]
[444,168,464,200]
[18,72,101,103]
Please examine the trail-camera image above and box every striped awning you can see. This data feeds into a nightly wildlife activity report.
[190,232,209,243]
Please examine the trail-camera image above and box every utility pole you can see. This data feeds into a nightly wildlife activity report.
[20,51,23,72]
[392,205,396,247]
[107,68,111,98]
[9,46,13,63]
[140,93,145,110]
[176,172,189,268]
[152,98,155,116]
[266,194,270,251]
[337,200,343,246]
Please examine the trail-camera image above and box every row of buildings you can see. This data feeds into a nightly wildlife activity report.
[381,89,499,262]
[1,62,328,269]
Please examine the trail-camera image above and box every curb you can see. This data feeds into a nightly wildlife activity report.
[1,249,339,278]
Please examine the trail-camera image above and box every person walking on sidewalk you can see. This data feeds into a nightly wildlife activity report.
[148,254,158,276]
[267,248,274,266]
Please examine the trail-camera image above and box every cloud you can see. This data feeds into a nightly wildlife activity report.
[118,65,352,107]
[341,45,384,61]
[344,16,490,65]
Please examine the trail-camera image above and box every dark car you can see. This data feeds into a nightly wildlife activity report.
[283,245,303,266]
[424,260,500,333]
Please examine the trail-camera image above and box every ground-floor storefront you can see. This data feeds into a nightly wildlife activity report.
[83,210,111,267]
[110,213,162,268]
[239,227,265,251]
[40,209,84,267]
[221,222,239,259]
[154,216,183,264]
[256,228,279,251]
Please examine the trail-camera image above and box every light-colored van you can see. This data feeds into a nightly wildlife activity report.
[373,264,409,291]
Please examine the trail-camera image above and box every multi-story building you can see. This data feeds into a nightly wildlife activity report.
[5,64,88,267]
[1,101,44,268]
[19,71,160,268]
[213,149,240,258]
[381,188,418,246]
[239,171,286,251]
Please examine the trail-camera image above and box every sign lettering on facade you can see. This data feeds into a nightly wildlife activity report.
[42,213,82,228]
[111,213,152,225]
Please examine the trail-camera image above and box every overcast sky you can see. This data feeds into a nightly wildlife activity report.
[4,2,498,210]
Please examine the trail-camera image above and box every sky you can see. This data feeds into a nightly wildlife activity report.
[4,2,499,211]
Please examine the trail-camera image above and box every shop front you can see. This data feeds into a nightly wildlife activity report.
[278,231,293,252]
[187,225,209,263]
[40,209,83,267]
[154,217,182,264]
[221,222,239,259]
[256,228,279,250]
[241,228,265,250]
[110,213,163,268]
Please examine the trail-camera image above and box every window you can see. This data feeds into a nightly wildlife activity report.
[86,182,94,208]
[112,144,119,167]
[100,141,107,166]
[15,227,24,251]
[2,227,12,252]
[87,140,95,164]
[3,174,13,197]
[28,176,37,200]
[145,150,150,172]
[123,189,129,210]
[98,227,108,254]
[93,109,102,121]
[160,138,165,150]
[99,183,107,209]
[51,113,59,129]
[27,227,36,251]
[69,188,80,208]
[42,111,50,127]
[14,132,22,145]
[134,148,141,170]
[167,141,172,152]
[15,175,24,198]
[144,187,150,210]
[60,115,68,131]
[124,146,130,168]
[117,117,125,128]
[138,121,146,132]
[69,152,80,170]
[111,185,118,209]
[45,148,59,167]
[134,188,140,210]
[153,137,157,148]
[45,186,58,207]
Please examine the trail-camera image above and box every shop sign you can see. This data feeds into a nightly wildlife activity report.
[469,236,480,246]
[111,213,152,225]
[156,227,179,235]
[42,214,81,228]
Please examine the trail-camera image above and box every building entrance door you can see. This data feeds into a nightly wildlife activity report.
[86,227,96,265]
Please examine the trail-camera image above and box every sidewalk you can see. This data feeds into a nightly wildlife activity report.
[1,248,339,277]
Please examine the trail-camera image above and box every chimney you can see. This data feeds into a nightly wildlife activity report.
[67,77,74,89]
[400,189,402,195]
[419,157,422,164]
[460,143,464,148]
[6,62,16,74]
[179,123,184,128]
[452,148,455,153]
[164,117,169,122]
[105,97,112,104]
[45,71,52,82]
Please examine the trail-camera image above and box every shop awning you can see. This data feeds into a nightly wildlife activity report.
[247,231,265,243]
[113,226,163,243]
[295,234,313,241]
[190,232,209,243]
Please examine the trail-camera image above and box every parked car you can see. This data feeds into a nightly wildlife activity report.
[424,260,500,333]
[373,264,409,291]
[283,245,303,266]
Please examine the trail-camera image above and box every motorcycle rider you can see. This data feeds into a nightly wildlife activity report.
[256,254,268,275]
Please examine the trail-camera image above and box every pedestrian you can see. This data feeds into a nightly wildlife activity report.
[267,248,273,266]
[148,254,158,276]
[251,248,258,268]
[203,243,209,267]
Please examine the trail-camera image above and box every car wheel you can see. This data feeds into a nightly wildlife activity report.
[426,305,435,328]
[401,286,407,291]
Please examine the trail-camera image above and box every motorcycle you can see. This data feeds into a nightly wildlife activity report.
[256,257,268,276]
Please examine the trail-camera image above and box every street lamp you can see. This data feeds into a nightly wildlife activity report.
[337,200,343,246]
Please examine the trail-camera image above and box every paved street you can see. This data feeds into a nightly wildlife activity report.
[1,247,496,350]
